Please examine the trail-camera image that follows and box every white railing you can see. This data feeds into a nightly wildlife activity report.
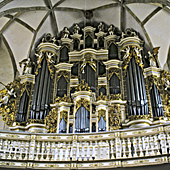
[0,124,170,169]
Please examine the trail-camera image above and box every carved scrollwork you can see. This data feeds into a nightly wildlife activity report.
[128,115,150,121]
[20,82,32,97]
[35,51,56,79]
[109,105,121,130]
[108,68,120,80]
[121,28,138,39]
[75,80,91,92]
[97,92,107,101]
[80,58,96,73]
[19,57,35,75]
[28,119,44,124]
[122,46,144,71]
[56,71,69,83]
[161,71,170,91]
[45,108,58,133]
[0,79,21,126]
[75,98,90,113]
[109,94,121,100]
[122,49,132,70]
[35,51,44,74]
[133,46,144,69]
[59,111,68,123]
[147,75,160,90]
[55,94,72,103]
[98,109,106,122]
[161,71,170,117]
[42,33,56,43]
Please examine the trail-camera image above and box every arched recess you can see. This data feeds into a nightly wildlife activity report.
[81,63,96,92]
[59,45,69,62]
[75,106,90,133]
[59,111,67,133]
[98,36,104,49]
[99,86,106,95]
[85,34,93,48]
[150,83,164,117]
[126,56,148,116]
[57,75,67,97]
[31,57,51,120]
[98,110,106,132]
[71,63,78,76]
[98,61,106,75]
[108,43,118,60]
[16,90,29,123]
[109,73,120,94]
[73,38,79,50]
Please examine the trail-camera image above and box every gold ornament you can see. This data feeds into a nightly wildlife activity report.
[75,98,90,113]
[75,80,91,92]
[98,109,106,122]
[109,105,121,130]
[45,108,58,133]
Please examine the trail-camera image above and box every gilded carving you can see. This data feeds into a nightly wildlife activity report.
[128,115,150,121]
[122,46,144,70]
[89,163,103,167]
[56,71,69,83]
[19,57,35,75]
[161,71,170,91]
[0,79,21,126]
[80,59,96,73]
[109,94,121,100]
[108,68,120,80]
[45,164,59,168]
[133,46,144,69]
[47,136,61,140]
[28,119,44,124]
[97,92,107,101]
[109,105,121,130]
[98,109,106,122]
[134,160,149,164]
[35,51,56,79]
[55,94,72,103]
[45,108,58,133]
[132,130,147,135]
[20,82,31,97]
[75,80,91,92]
[89,135,103,139]
[59,111,68,123]
[147,75,160,90]
[75,98,90,113]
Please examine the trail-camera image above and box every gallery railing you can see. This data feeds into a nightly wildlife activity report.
[0,123,170,169]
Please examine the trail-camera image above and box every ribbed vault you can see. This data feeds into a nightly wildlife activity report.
[0,0,170,89]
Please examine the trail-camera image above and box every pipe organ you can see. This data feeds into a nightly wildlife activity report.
[0,22,170,133]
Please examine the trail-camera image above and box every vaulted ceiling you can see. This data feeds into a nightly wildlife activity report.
[0,0,170,89]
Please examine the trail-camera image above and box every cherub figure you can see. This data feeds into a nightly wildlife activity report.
[134,46,143,64]
[108,24,115,35]
[73,23,80,34]
[0,82,16,107]
[98,22,104,32]
[46,52,55,64]
[19,57,34,75]
[121,46,130,60]
[80,57,86,74]
[148,51,157,67]
[35,51,43,65]
[62,27,70,38]
[163,77,170,90]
